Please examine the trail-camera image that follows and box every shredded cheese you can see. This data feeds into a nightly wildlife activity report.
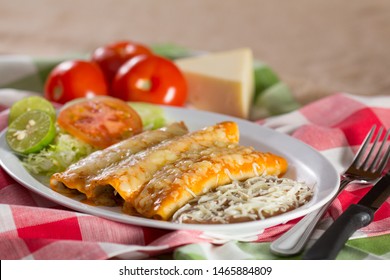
[172,176,313,224]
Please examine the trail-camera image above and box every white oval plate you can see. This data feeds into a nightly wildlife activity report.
[0,106,339,239]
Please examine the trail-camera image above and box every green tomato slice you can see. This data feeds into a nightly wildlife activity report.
[8,96,56,125]
[6,110,56,154]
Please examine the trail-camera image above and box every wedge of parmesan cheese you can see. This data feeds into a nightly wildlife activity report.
[175,48,254,119]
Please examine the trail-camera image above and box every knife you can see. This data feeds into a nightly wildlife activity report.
[303,171,390,260]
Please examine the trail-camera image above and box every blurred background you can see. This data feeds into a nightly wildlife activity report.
[1,0,389,104]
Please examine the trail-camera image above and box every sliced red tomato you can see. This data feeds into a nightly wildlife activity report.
[112,54,188,106]
[58,96,142,148]
[91,40,152,85]
[44,60,108,104]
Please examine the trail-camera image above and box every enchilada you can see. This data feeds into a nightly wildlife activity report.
[51,121,239,205]
[131,145,288,220]
[50,122,189,204]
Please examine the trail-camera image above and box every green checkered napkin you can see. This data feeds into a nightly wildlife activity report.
[174,235,390,260]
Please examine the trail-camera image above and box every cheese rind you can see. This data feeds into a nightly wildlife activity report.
[175,48,254,119]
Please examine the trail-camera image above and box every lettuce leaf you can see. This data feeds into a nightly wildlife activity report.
[128,102,167,130]
[22,129,95,176]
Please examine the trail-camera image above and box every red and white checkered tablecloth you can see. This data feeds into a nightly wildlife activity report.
[0,92,389,259]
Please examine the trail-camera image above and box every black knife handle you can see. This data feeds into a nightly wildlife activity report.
[303,204,375,260]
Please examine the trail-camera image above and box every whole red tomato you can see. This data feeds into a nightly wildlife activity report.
[91,40,152,85]
[44,60,108,104]
[112,55,188,106]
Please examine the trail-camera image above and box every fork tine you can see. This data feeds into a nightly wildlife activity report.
[362,126,383,170]
[351,125,376,167]
[376,143,390,174]
[370,128,390,172]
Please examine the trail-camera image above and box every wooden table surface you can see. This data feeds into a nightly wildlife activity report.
[1,0,389,104]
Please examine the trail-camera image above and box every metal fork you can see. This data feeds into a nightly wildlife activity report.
[270,125,390,256]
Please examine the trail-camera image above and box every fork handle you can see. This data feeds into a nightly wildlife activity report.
[269,178,350,256]
[303,204,374,259]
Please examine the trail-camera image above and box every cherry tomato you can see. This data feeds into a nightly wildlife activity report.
[45,60,108,104]
[58,96,142,148]
[112,55,188,106]
[91,40,152,85]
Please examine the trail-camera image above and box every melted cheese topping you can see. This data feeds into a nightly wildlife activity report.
[172,176,313,224]
[131,145,287,221]
[88,121,239,201]
[50,122,189,200]
[51,121,239,205]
